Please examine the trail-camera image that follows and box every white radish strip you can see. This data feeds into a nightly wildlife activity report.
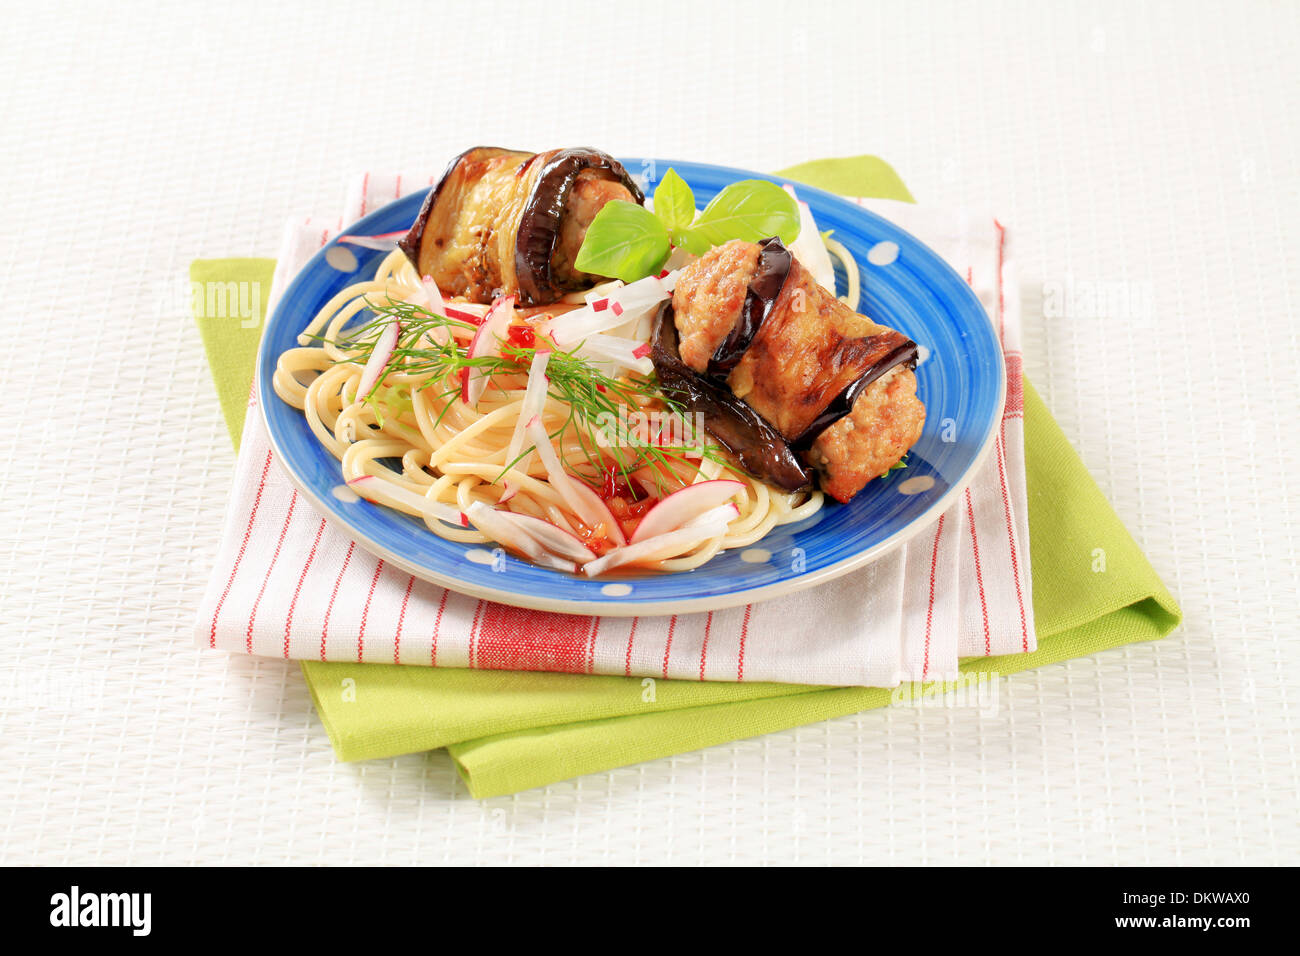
[572,333,654,375]
[543,302,597,346]
[500,350,551,499]
[582,521,730,576]
[569,480,627,546]
[336,232,405,250]
[629,479,745,543]
[525,417,625,544]
[462,295,515,407]
[445,303,488,323]
[661,246,694,276]
[355,321,400,398]
[783,185,837,293]
[552,300,659,346]
[348,474,467,527]
[419,274,446,315]
[419,275,451,346]
[610,272,674,312]
[466,503,575,573]
[684,502,740,528]
[494,511,596,563]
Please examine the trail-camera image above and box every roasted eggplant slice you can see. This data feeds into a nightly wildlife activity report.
[667,238,924,501]
[651,303,813,493]
[398,146,643,306]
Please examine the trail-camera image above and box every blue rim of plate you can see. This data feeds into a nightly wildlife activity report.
[257,157,1005,616]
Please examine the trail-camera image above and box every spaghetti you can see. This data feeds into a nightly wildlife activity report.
[274,249,825,573]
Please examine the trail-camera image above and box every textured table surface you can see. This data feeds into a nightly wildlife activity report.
[1,0,1296,865]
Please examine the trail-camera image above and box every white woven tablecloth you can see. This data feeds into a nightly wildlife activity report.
[1,0,1296,865]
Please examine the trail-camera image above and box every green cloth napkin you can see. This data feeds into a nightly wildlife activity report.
[192,156,1180,798]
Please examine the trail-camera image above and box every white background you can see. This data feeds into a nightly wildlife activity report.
[0,0,1295,864]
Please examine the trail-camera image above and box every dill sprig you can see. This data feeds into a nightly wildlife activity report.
[319,295,736,495]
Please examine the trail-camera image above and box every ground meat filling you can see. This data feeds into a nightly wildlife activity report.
[670,240,761,372]
[551,171,636,287]
[809,366,926,502]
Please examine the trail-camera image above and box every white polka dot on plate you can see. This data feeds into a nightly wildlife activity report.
[325,245,358,272]
[601,583,632,596]
[898,475,935,496]
[867,241,899,266]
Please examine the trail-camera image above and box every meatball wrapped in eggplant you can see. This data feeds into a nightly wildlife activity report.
[656,238,925,502]
[397,146,643,306]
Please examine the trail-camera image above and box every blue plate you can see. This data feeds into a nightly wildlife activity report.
[257,158,1004,615]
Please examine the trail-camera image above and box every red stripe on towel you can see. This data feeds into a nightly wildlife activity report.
[922,514,946,681]
[284,517,327,658]
[393,575,415,665]
[699,612,714,680]
[319,541,356,661]
[246,491,298,653]
[210,449,273,648]
[472,603,594,673]
[965,489,991,655]
[737,605,752,681]
[356,559,385,662]
[662,615,678,678]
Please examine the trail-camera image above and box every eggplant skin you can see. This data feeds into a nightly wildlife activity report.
[651,303,813,493]
[515,148,644,305]
[725,241,918,442]
[398,146,643,306]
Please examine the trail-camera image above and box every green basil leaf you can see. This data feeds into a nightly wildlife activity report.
[691,179,801,247]
[652,167,696,232]
[573,200,671,282]
[671,226,712,256]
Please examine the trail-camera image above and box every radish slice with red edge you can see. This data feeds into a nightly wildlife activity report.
[335,231,405,250]
[582,517,732,577]
[347,474,467,527]
[494,510,596,563]
[444,304,487,324]
[525,416,626,545]
[355,320,400,400]
[416,276,450,346]
[462,295,515,407]
[466,502,575,573]
[500,350,551,499]
[629,479,745,543]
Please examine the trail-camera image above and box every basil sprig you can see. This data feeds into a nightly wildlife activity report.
[574,168,801,282]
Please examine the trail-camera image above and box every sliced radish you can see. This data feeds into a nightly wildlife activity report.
[441,301,489,325]
[419,274,446,315]
[348,474,467,527]
[495,510,596,563]
[582,518,731,576]
[571,332,654,374]
[611,272,675,312]
[783,184,837,292]
[569,479,628,546]
[525,416,626,545]
[547,271,675,347]
[500,350,551,498]
[355,320,400,399]
[684,502,740,528]
[414,276,450,346]
[462,295,515,407]
[466,503,574,573]
[335,231,405,250]
[629,479,745,543]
